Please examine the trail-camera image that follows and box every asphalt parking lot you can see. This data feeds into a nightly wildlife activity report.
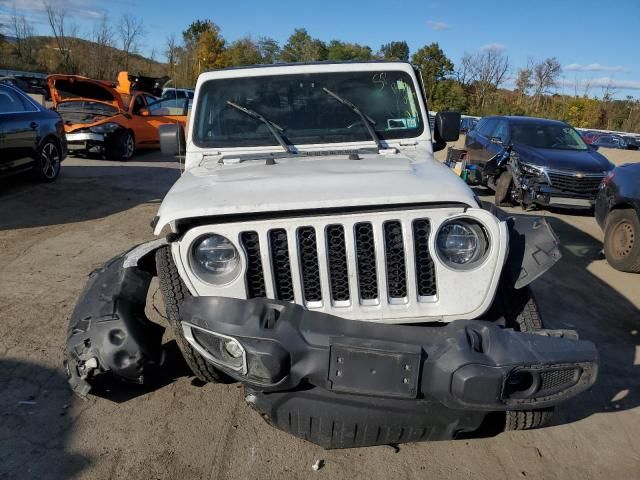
[1,149,639,480]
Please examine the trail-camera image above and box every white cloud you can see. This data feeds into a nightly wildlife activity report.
[559,77,640,91]
[427,20,450,31]
[565,63,627,73]
[0,0,104,21]
[480,43,506,51]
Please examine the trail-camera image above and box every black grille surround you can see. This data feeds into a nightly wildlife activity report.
[269,229,295,301]
[383,221,408,300]
[240,217,439,309]
[412,219,437,297]
[546,171,604,195]
[326,225,350,303]
[354,222,379,302]
[297,227,322,303]
[240,231,266,298]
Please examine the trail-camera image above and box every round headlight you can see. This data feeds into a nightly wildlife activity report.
[191,234,241,285]
[436,219,488,269]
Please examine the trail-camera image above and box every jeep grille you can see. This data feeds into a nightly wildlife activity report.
[239,218,437,308]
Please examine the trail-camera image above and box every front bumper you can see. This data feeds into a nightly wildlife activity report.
[64,241,598,448]
[66,132,105,151]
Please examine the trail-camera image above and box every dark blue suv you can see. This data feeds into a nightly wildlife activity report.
[464,116,614,208]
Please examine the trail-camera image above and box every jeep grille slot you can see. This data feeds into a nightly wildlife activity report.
[412,219,437,298]
[297,226,323,305]
[269,229,295,301]
[240,231,266,298]
[326,225,350,303]
[354,222,379,302]
[383,220,408,301]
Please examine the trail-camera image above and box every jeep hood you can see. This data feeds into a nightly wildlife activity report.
[154,154,478,234]
[48,75,125,110]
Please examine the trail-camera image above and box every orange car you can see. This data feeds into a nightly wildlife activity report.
[48,72,188,161]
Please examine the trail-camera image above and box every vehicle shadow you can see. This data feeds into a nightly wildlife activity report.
[0,155,180,231]
[511,211,640,426]
[0,359,89,479]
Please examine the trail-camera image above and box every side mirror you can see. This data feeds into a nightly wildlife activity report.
[434,111,461,143]
[139,108,149,117]
[490,136,503,145]
[159,123,185,157]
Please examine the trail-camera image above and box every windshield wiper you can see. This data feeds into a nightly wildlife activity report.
[322,87,383,150]
[226,100,294,153]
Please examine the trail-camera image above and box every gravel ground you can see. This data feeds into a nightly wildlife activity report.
[1,148,639,480]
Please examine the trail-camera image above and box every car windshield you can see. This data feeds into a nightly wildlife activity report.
[192,70,424,149]
[511,123,588,151]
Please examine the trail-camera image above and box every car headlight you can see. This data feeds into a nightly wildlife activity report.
[89,122,121,133]
[519,161,545,176]
[436,219,489,269]
[191,234,241,285]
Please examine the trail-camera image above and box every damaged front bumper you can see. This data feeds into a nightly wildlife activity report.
[63,238,598,448]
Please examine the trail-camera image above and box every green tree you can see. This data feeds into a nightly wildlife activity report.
[432,79,467,112]
[280,28,327,63]
[411,42,454,106]
[379,41,409,62]
[227,37,262,66]
[257,36,280,64]
[326,40,373,61]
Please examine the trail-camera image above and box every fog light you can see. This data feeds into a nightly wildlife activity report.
[224,339,244,358]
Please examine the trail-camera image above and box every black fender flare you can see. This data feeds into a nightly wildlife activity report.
[505,215,561,289]
[64,239,167,396]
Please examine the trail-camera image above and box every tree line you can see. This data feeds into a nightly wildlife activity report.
[1,14,638,132]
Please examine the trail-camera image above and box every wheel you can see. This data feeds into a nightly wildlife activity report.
[33,138,61,182]
[489,278,555,430]
[106,129,135,161]
[155,246,226,383]
[603,208,640,273]
[494,170,514,207]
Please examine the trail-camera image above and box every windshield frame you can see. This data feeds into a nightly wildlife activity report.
[189,62,430,153]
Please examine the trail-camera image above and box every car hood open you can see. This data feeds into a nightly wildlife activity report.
[513,144,613,173]
[154,153,478,234]
[47,75,125,110]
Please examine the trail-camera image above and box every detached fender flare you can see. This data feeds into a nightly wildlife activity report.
[505,216,561,289]
[64,239,168,396]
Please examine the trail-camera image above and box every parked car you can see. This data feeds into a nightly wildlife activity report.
[579,130,601,145]
[592,134,639,150]
[464,116,614,208]
[595,163,640,273]
[161,87,194,100]
[0,76,50,99]
[0,82,67,181]
[63,62,598,449]
[47,73,188,160]
[460,116,478,133]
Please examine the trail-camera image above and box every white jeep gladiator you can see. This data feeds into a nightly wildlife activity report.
[64,62,598,448]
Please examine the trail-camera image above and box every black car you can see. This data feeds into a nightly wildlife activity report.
[592,134,639,150]
[595,163,640,273]
[0,83,67,182]
[465,116,614,208]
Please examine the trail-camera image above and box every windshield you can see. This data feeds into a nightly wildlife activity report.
[511,123,588,151]
[192,71,424,148]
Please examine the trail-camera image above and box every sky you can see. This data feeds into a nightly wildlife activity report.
[1,0,639,98]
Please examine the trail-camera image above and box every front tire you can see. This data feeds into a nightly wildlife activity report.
[155,246,226,383]
[494,170,514,207]
[603,208,640,273]
[489,279,555,430]
[34,138,61,182]
[106,129,135,161]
